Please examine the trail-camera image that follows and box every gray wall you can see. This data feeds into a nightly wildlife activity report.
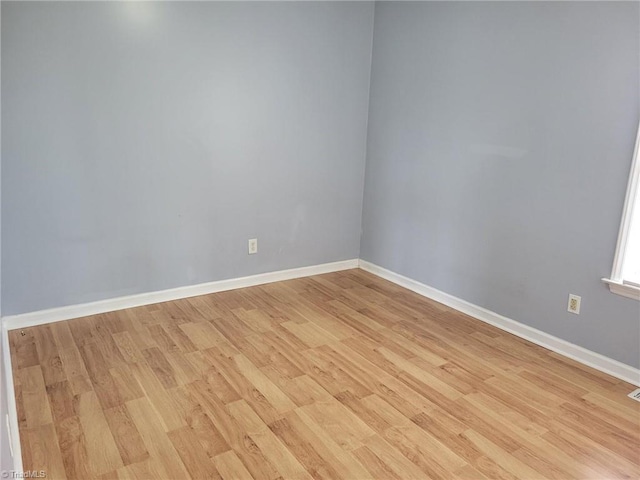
[361,1,640,368]
[1,1,374,315]
[2,1,639,369]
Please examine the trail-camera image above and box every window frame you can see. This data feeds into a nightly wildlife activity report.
[603,123,640,300]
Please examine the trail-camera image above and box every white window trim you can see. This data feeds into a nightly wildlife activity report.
[603,123,640,300]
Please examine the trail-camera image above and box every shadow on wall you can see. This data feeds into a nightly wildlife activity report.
[457,142,533,310]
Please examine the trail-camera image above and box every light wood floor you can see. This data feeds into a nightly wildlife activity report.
[9,269,640,479]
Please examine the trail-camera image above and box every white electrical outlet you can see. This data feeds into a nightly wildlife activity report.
[248,238,258,255]
[567,294,581,314]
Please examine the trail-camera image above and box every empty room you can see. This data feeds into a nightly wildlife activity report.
[1,1,639,478]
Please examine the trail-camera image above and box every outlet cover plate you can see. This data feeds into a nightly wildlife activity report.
[248,238,258,255]
[567,294,581,314]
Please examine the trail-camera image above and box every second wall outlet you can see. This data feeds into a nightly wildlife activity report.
[248,238,258,255]
[567,294,581,314]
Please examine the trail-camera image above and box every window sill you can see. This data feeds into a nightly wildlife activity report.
[602,278,640,300]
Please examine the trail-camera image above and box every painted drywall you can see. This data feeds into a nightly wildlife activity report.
[361,2,640,368]
[1,1,374,315]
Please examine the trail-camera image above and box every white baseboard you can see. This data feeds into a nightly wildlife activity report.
[359,260,640,387]
[2,259,359,331]
[2,324,23,473]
